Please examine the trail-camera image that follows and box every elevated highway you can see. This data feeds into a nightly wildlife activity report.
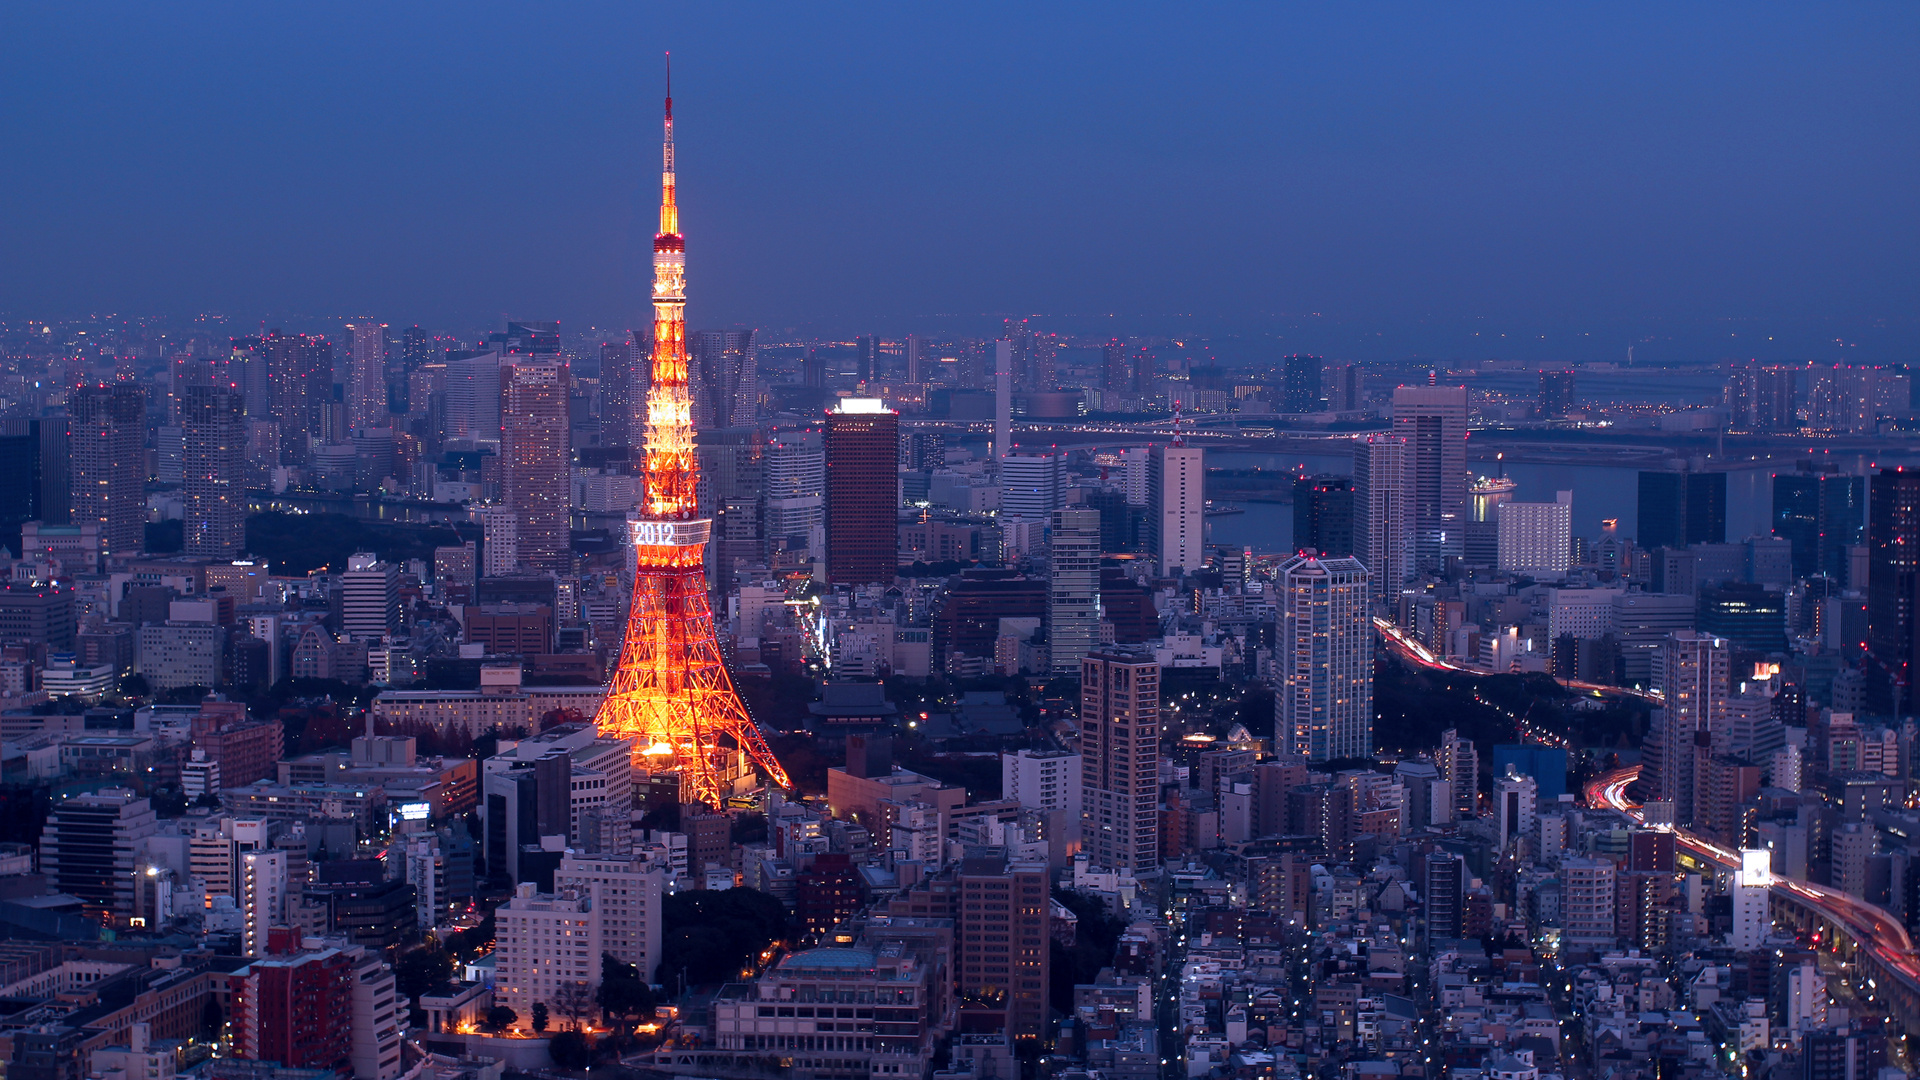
[1587,766,1920,1033]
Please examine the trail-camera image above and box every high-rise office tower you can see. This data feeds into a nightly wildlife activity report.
[1496,491,1573,575]
[1538,370,1576,419]
[442,352,503,444]
[1080,649,1160,874]
[1730,365,1799,432]
[994,339,1012,460]
[1655,631,1729,826]
[1283,354,1323,413]
[1275,553,1372,762]
[1391,384,1468,567]
[1148,442,1204,576]
[823,399,898,586]
[401,325,436,369]
[0,417,70,529]
[689,329,756,429]
[502,358,571,572]
[1773,466,1866,581]
[765,429,825,562]
[999,451,1064,522]
[1493,768,1537,850]
[905,333,924,384]
[856,334,877,383]
[1101,340,1129,393]
[1292,474,1354,557]
[345,322,388,431]
[70,382,147,558]
[1868,467,1920,715]
[1353,434,1411,590]
[599,338,647,449]
[340,553,401,641]
[1049,507,1102,675]
[592,78,790,806]
[181,383,247,559]
[1807,365,1879,435]
[241,849,288,957]
[1324,363,1361,412]
[265,330,333,463]
[956,853,1052,1044]
[1638,469,1728,550]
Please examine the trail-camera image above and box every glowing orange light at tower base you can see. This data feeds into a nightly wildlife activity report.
[594,58,791,806]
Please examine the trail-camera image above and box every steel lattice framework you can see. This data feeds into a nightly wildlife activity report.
[595,65,791,806]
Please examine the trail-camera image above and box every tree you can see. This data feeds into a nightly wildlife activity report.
[531,1002,549,1034]
[547,1030,592,1069]
[597,953,657,1038]
[656,888,790,994]
[395,946,454,1002]
[553,981,595,1031]
[484,1006,518,1032]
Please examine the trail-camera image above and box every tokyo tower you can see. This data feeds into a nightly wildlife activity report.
[595,61,791,806]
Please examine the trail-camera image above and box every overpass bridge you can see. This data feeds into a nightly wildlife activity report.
[1587,766,1920,1034]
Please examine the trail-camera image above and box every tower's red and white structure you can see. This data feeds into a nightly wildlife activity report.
[595,61,791,805]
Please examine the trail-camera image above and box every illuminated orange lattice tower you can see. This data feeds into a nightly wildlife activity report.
[595,62,791,806]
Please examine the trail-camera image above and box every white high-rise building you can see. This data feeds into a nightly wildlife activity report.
[345,322,388,432]
[1353,434,1412,591]
[1496,491,1573,574]
[479,506,519,577]
[1000,452,1064,522]
[340,553,400,642]
[1003,749,1083,819]
[1390,384,1468,568]
[493,883,602,1031]
[1148,443,1204,576]
[240,849,287,957]
[1274,553,1372,762]
[1655,631,1730,826]
[1560,856,1618,940]
[1731,848,1773,949]
[1436,728,1478,819]
[1545,587,1623,640]
[994,339,1013,460]
[1494,767,1537,851]
[247,614,282,686]
[765,429,826,560]
[553,852,666,983]
[350,947,405,1080]
[1049,507,1102,674]
[1118,447,1149,506]
[442,352,503,444]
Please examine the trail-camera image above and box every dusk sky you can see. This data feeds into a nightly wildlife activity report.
[3,4,1916,362]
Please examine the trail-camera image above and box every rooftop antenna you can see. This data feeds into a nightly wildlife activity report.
[1171,398,1184,448]
[1428,368,1437,387]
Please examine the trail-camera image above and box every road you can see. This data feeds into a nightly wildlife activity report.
[1585,766,1920,987]
[1372,617,1661,705]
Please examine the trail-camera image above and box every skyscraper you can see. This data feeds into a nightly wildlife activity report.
[999,451,1064,522]
[1048,507,1102,675]
[1390,384,1468,567]
[265,331,333,464]
[1654,631,1729,826]
[340,553,401,641]
[765,429,825,563]
[502,358,571,573]
[1283,354,1323,413]
[1638,470,1727,550]
[345,322,388,432]
[1867,467,1920,715]
[823,398,898,586]
[1537,370,1575,419]
[599,337,647,449]
[1353,434,1412,591]
[1081,649,1160,874]
[181,383,247,559]
[1101,340,1129,392]
[70,382,147,558]
[1292,474,1354,557]
[955,853,1052,1044]
[1148,442,1204,576]
[1436,728,1477,820]
[1275,553,1372,762]
[689,329,756,429]
[1773,466,1866,581]
[0,417,71,528]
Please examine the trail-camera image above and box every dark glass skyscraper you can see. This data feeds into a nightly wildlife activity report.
[265,330,332,465]
[1772,467,1866,582]
[1292,474,1355,558]
[1538,370,1575,419]
[181,384,247,558]
[1867,467,1920,715]
[0,417,70,528]
[1283,354,1323,413]
[1637,470,1727,551]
